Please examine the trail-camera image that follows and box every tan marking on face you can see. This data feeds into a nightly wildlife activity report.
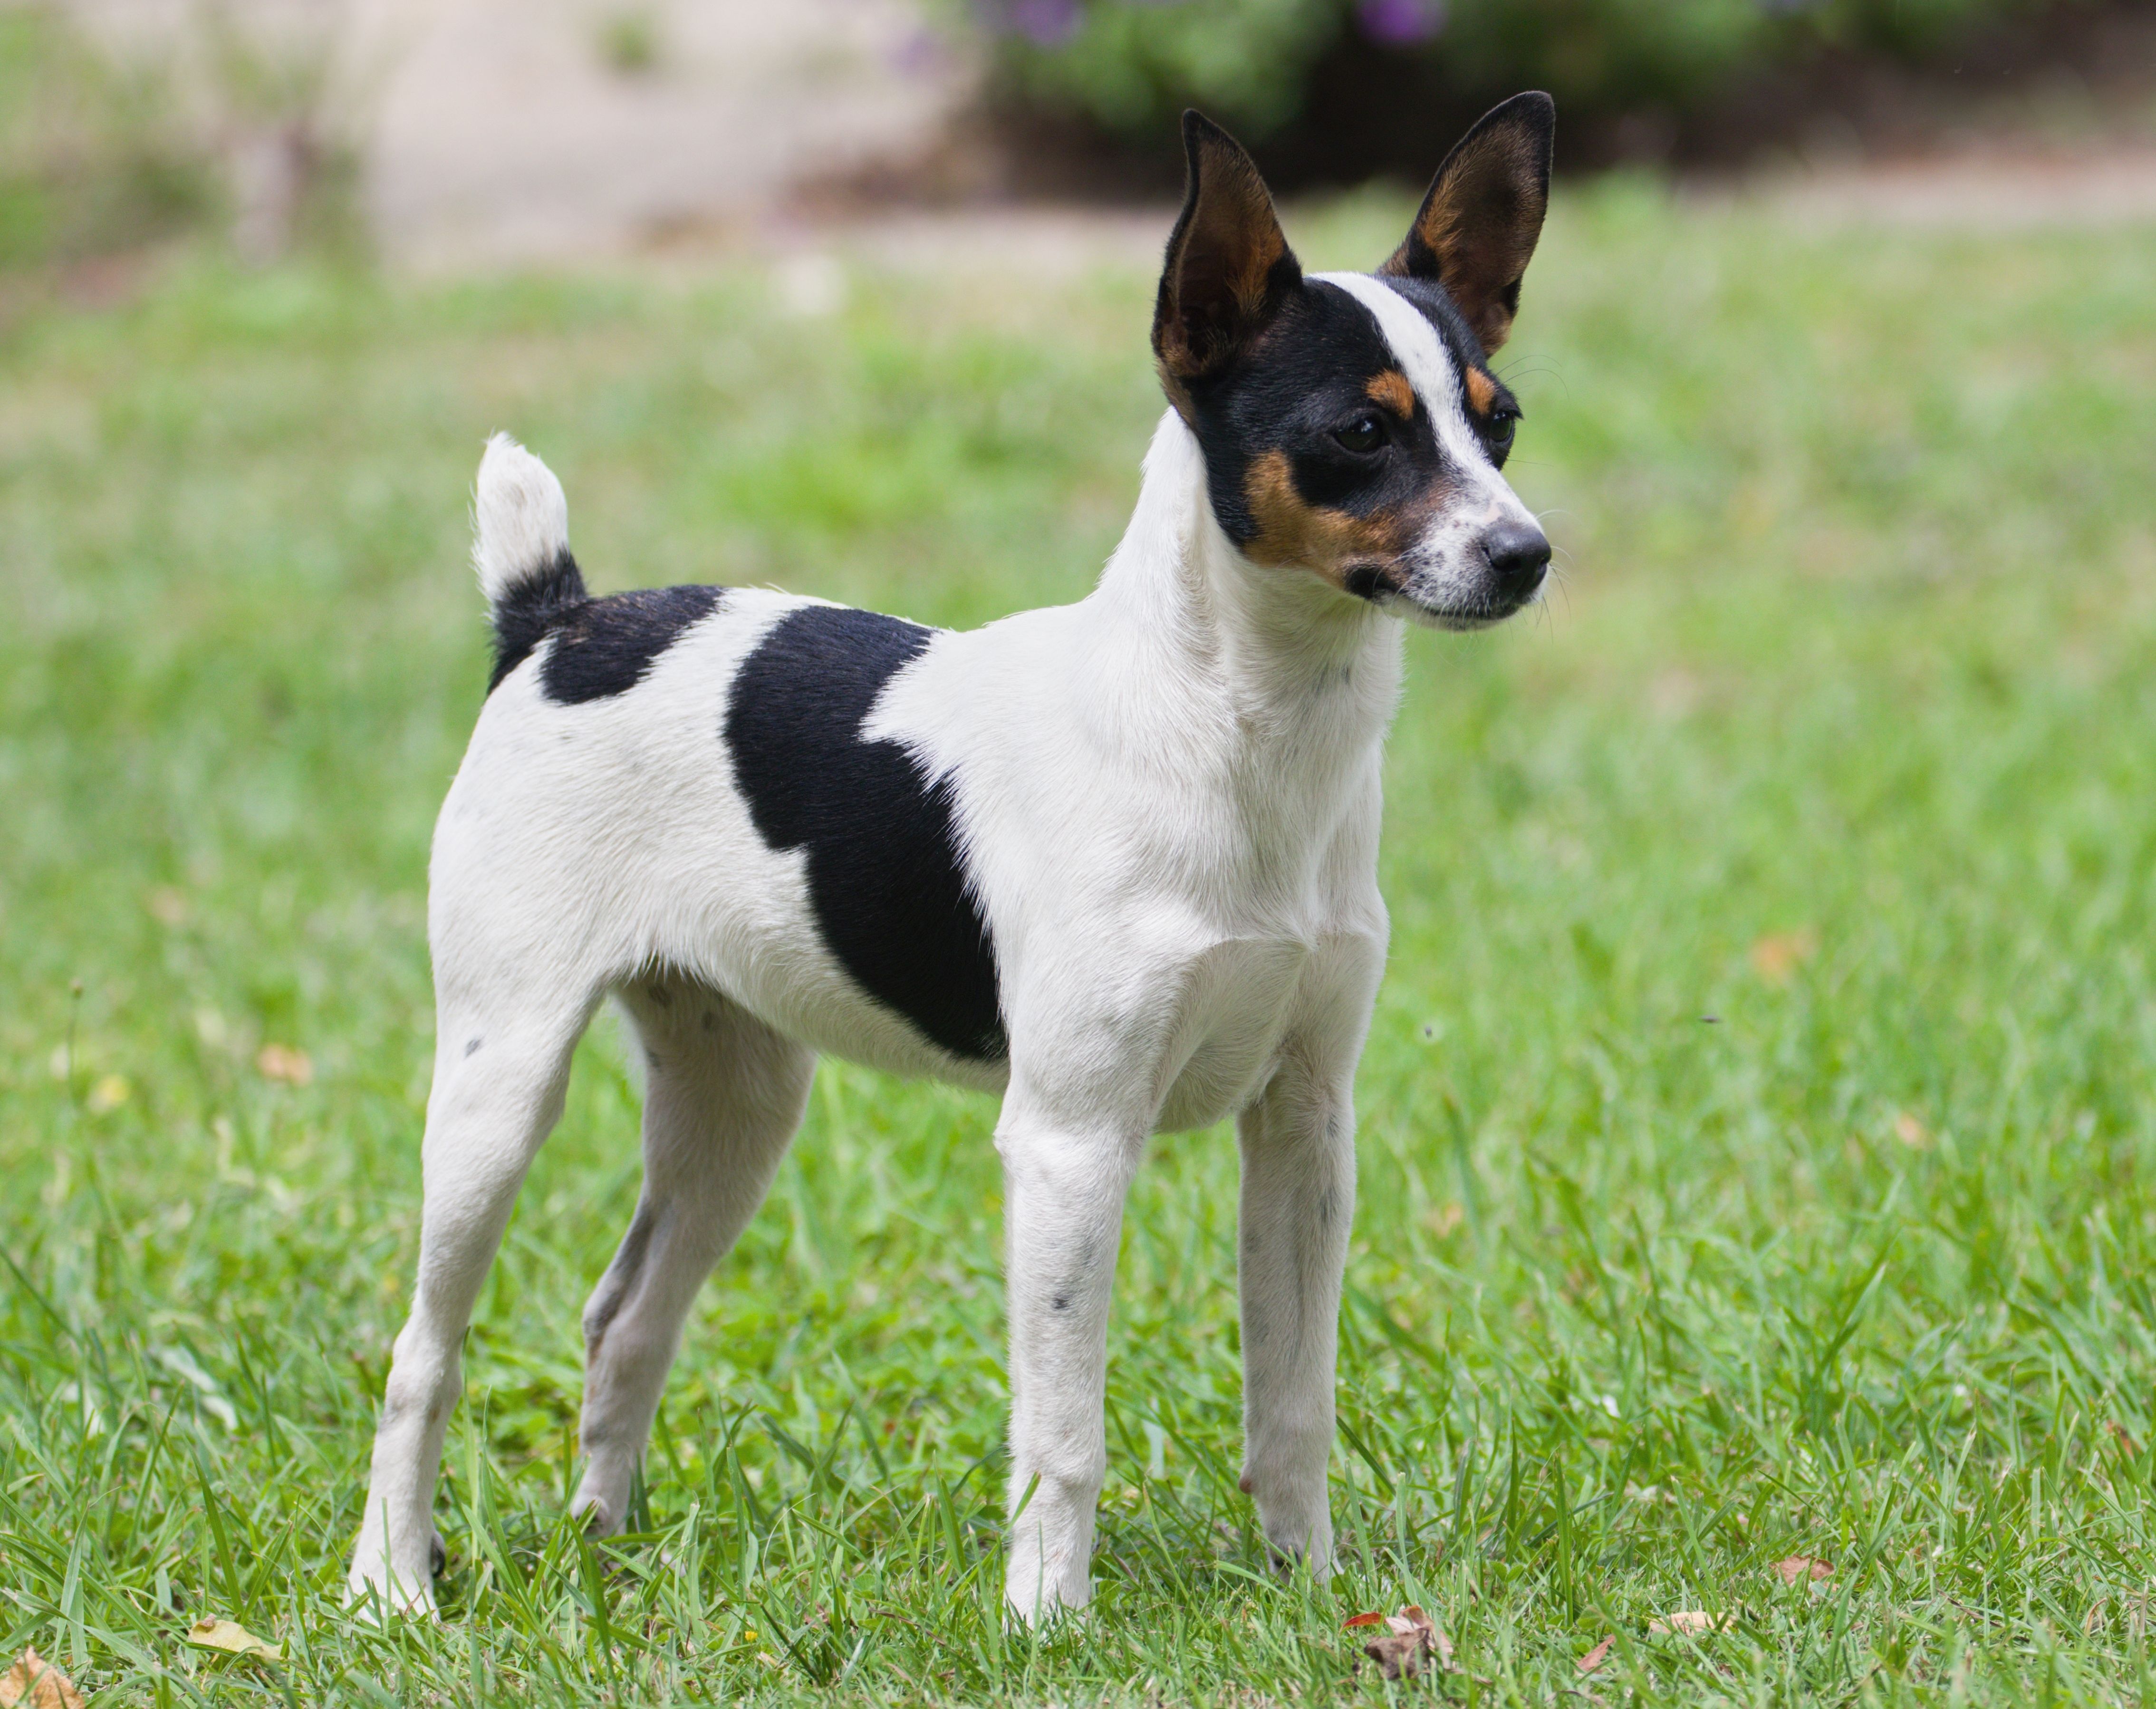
[1242,448,1432,594]
[1366,370,1415,417]
[1463,367,1497,416]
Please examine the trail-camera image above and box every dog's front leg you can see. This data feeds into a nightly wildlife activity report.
[997,1113,1144,1621]
[1236,1048,1357,1576]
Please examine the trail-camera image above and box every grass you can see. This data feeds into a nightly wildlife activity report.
[3,178,2156,1704]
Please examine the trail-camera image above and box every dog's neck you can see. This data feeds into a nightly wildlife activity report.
[1092,410,1402,755]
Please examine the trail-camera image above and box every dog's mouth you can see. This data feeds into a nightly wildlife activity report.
[1341,560,1544,631]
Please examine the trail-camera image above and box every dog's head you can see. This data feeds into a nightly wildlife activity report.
[1153,94,1555,630]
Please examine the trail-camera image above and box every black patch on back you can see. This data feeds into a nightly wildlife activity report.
[539,585,722,704]
[726,605,1006,1063]
[487,555,722,703]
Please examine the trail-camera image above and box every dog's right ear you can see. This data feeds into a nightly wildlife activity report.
[1153,111,1301,412]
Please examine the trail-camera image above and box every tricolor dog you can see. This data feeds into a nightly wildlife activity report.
[349,93,1557,1620]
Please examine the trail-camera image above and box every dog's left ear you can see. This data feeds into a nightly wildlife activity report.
[1153,110,1302,408]
[1381,92,1555,355]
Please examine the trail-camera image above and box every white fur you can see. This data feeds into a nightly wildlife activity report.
[472,433,570,607]
[350,281,1538,1619]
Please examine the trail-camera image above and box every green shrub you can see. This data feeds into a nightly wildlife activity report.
[0,7,219,270]
[991,0,2077,144]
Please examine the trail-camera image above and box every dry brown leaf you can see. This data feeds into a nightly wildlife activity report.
[0,1650,85,1709]
[2110,1421,2138,1457]
[1893,1111,1932,1150]
[1749,929,1817,985]
[1423,1202,1465,1238]
[1576,1636,1615,1674]
[1354,1605,1454,1680]
[1342,1612,1387,1629]
[1772,1555,1833,1585]
[255,1044,313,1086]
[1648,1611,1733,1637]
[186,1617,281,1660]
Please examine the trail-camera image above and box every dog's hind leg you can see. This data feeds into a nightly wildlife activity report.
[570,975,814,1534]
[346,976,600,1615]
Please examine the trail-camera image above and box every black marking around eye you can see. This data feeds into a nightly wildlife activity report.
[1184,278,1440,543]
[725,605,1006,1064]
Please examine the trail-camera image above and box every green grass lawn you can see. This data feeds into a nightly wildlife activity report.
[4,182,2156,1705]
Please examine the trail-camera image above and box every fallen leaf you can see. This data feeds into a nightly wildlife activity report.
[0,1649,85,1709]
[1749,929,1817,985]
[1576,1636,1614,1674]
[87,1073,130,1112]
[1423,1202,1465,1238]
[2110,1421,2138,1457]
[1771,1555,1833,1585]
[1343,1611,1388,1629]
[255,1043,313,1086]
[1355,1605,1453,1680]
[187,1617,281,1659]
[1648,1611,1732,1637]
[1893,1111,1932,1149]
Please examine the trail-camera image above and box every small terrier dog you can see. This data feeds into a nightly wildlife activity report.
[349,93,1556,1621]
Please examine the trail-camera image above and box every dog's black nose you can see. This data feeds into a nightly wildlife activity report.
[1479,521,1551,600]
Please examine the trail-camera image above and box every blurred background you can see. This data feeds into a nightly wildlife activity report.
[6,0,2156,270]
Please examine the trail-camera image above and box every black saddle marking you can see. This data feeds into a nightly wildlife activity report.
[489,556,722,703]
[725,605,1007,1063]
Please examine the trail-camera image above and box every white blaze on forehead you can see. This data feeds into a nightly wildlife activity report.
[1311,270,1488,473]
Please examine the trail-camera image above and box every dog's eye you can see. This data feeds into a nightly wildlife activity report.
[1333,415,1385,455]
[1482,409,1519,466]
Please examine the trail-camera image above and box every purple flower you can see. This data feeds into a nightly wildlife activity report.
[1356,0,1444,46]
[997,0,1083,45]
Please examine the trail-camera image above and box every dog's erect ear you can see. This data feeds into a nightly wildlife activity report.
[1381,92,1554,354]
[1153,111,1301,406]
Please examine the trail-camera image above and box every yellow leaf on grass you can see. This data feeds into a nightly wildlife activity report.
[256,1043,313,1086]
[1577,1635,1615,1673]
[0,1649,85,1709]
[1749,929,1817,985]
[1772,1555,1833,1585]
[187,1617,281,1659]
[1648,1611,1732,1636]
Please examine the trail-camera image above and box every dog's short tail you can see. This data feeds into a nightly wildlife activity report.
[473,433,587,690]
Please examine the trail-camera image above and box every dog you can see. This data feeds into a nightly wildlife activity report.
[347,92,1556,1622]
